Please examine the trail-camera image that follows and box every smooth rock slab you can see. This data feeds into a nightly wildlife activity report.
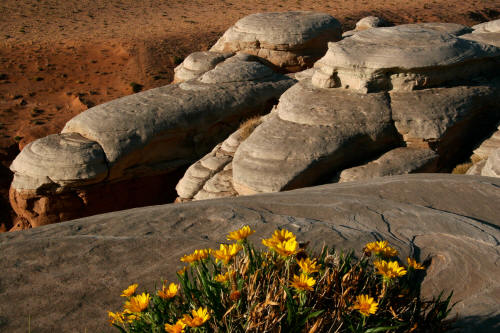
[473,19,500,33]
[173,51,234,83]
[232,80,400,194]
[10,133,108,191]
[312,25,500,92]
[338,147,438,182]
[10,58,295,227]
[0,174,499,332]
[461,32,500,47]
[481,148,500,177]
[210,11,342,71]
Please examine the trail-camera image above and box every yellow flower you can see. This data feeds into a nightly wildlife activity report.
[165,319,186,333]
[121,283,138,297]
[124,292,150,312]
[274,238,300,257]
[374,260,407,279]
[290,273,316,291]
[262,229,296,249]
[212,243,242,265]
[364,241,398,257]
[227,225,255,241]
[214,270,234,283]
[407,257,425,270]
[181,307,210,327]
[352,294,378,316]
[297,257,320,275]
[180,249,211,263]
[122,310,138,323]
[108,311,124,325]
[157,282,179,299]
[177,266,188,275]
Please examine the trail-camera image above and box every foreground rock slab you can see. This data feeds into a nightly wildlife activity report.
[1,174,499,332]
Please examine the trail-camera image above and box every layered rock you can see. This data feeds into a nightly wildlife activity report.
[183,24,500,197]
[1,174,500,332]
[461,18,500,47]
[173,51,233,83]
[9,57,295,228]
[210,11,342,71]
[342,16,389,38]
[232,80,400,194]
[338,148,438,182]
[312,24,500,92]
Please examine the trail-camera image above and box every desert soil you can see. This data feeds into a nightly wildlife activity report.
[0,0,499,231]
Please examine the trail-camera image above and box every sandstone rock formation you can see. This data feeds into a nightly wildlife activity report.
[1,174,499,332]
[312,24,499,92]
[210,11,342,71]
[460,19,500,47]
[338,147,438,182]
[342,16,389,37]
[9,56,295,228]
[172,51,233,83]
[221,25,500,195]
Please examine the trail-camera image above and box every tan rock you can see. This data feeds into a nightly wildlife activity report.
[338,147,438,182]
[210,11,342,71]
[312,25,500,92]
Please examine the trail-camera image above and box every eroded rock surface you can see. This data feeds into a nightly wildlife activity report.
[232,80,400,194]
[9,57,295,228]
[338,147,438,182]
[173,51,234,83]
[312,24,500,92]
[472,18,500,33]
[1,175,499,332]
[210,11,342,71]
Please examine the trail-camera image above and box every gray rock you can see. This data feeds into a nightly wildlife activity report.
[173,51,234,83]
[10,58,295,227]
[210,11,342,71]
[10,133,108,191]
[312,25,500,92]
[473,123,500,159]
[461,32,500,47]
[355,16,388,31]
[342,16,389,38]
[466,159,487,175]
[61,59,294,181]
[0,174,499,333]
[232,80,399,194]
[391,83,500,143]
[481,148,500,177]
[338,147,438,182]
[472,19,500,33]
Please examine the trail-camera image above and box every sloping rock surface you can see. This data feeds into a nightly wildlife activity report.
[472,19,500,33]
[9,57,295,227]
[338,147,438,182]
[210,11,342,71]
[312,24,500,92]
[232,80,400,194]
[173,51,234,83]
[0,174,499,332]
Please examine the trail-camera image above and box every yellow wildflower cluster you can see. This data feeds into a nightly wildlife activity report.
[297,257,320,275]
[290,273,316,292]
[165,307,210,332]
[180,249,211,263]
[407,257,425,270]
[227,225,255,241]
[109,285,151,325]
[214,270,235,283]
[364,240,398,258]
[157,282,179,299]
[374,260,407,280]
[262,229,300,257]
[212,243,243,265]
[352,295,378,317]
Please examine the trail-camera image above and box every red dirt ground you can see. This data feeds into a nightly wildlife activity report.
[0,0,499,231]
